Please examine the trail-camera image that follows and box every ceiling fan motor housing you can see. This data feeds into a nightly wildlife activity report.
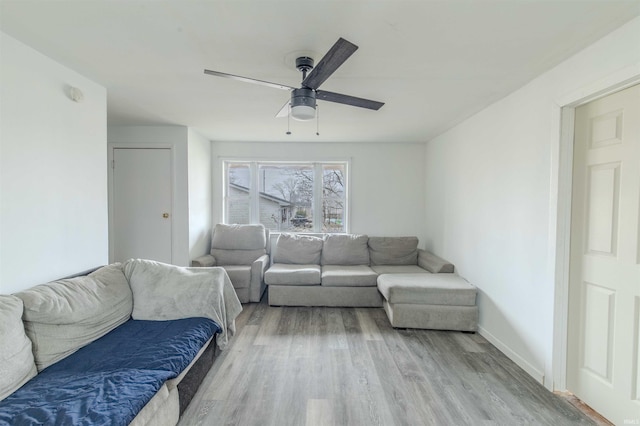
[295,56,314,76]
[291,87,316,120]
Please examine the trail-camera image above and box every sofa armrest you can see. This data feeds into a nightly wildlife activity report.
[123,259,243,349]
[418,249,454,273]
[248,254,270,302]
[252,254,270,275]
[192,254,216,267]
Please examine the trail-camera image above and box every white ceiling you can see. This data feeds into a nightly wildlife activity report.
[1,1,639,143]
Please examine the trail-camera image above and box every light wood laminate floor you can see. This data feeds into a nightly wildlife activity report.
[179,299,596,426]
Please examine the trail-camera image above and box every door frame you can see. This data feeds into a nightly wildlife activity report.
[108,144,177,264]
[552,64,640,392]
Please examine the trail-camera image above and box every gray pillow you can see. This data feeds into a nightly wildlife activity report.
[273,233,323,264]
[321,234,369,265]
[211,223,266,250]
[15,264,133,371]
[368,236,418,265]
[0,295,37,401]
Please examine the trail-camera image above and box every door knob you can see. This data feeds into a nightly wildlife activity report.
[162,213,170,218]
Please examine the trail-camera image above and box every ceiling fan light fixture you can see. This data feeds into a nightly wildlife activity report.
[291,88,316,121]
[291,105,315,121]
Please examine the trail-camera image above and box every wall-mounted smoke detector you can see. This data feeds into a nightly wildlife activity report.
[68,86,84,102]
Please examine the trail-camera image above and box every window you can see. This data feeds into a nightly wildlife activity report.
[223,160,348,233]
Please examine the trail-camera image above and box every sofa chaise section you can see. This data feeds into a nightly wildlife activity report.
[377,273,478,331]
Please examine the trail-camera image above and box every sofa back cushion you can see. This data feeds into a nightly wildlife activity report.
[210,223,267,265]
[0,295,37,401]
[212,223,267,250]
[273,233,323,264]
[15,264,133,371]
[321,234,370,265]
[368,236,419,265]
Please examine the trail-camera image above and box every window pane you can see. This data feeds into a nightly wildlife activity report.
[322,164,345,233]
[258,164,313,232]
[226,163,250,224]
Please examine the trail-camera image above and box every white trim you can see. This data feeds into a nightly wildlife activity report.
[552,65,640,392]
[313,163,323,231]
[551,106,575,392]
[556,64,640,107]
[250,162,260,223]
[479,325,545,385]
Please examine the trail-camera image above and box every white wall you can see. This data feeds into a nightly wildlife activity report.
[212,141,427,241]
[0,32,108,294]
[424,17,640,388]
[187,129,212,259]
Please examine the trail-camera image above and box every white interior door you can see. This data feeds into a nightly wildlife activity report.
[112,148,172,263]
[568,84,640,424]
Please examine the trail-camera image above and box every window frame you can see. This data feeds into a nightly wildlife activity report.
[221,158,350,233]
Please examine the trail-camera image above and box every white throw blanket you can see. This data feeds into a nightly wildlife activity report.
[122,259,243,349]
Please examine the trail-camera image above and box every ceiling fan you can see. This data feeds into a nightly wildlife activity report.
[204,37,384,121]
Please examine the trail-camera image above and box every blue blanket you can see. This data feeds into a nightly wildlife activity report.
[0,318,220,426]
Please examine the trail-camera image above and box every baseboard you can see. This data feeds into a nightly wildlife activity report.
[478,325,545,385]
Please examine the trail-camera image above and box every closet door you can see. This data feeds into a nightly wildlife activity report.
[112,148,172,263]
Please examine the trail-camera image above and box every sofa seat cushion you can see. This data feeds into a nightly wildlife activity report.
[211,248,266,266]
[377,273,476,306]
[321,265,378,287]
[321,234,369,265]
[265,264,321,286]
[0,295,37,401]
[368,236,418,265]
[220,265,251,289]
[0,318,219,426]
[370,265,428,275]
[15,264,133,371]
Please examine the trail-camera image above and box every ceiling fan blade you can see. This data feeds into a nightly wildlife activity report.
[316,90,384,110]
[204,69,295,91]
[302,38,358,90]
[275,99,290,118]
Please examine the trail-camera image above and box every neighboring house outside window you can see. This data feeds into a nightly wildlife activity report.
[223,160,348,233]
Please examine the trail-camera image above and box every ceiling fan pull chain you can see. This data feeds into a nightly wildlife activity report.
[286,103,292,135]
[316,105,320,136]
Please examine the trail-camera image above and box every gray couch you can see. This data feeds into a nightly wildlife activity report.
[265,234,453,307]
[0,260,242,425]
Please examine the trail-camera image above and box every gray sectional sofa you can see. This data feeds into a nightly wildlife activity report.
[264,233,478,332]
[265,233,453,307]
